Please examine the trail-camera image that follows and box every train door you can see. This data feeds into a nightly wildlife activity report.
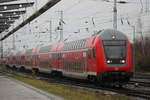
[58,53,62,70]
[87,48,97,72]
[32,55,35,66]
[35,55,38,66]
[32,55,38,66]
[87,49,92,72]
[21,56,25,65]
[49,53,52,69]
[51,53,59,69]
[83,51,87,73]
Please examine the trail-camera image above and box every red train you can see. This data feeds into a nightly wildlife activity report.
[2,29,133,86]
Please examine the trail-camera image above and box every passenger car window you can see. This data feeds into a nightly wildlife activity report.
[93,48,96,58]
[88,49,91,59]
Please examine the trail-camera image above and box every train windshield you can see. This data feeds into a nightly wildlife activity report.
[103,40,126,59]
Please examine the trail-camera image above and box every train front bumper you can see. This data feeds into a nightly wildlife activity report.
[98,71,133,83]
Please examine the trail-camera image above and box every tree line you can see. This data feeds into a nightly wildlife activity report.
[134,36,150,72]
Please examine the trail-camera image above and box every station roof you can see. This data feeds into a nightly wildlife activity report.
[0,2,34,11]
[0,10,26,17]
[0,0,34,34]
[0,0,18,3]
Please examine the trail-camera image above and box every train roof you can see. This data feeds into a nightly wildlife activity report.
[63,39,87,51]
[99,29,127,40]
[39,45,52,53]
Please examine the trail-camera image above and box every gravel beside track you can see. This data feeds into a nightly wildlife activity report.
[1,69,150,99]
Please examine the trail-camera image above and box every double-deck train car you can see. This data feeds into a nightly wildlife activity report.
[3,29,133,86]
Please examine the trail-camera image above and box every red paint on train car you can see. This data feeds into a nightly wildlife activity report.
[3,29,133,85]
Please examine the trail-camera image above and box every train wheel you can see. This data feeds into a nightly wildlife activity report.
[12,66,17,71]
[117,84,123,88]
[19,67,25,72]
[5,65,12,73]
[57,72,62,78]
[51,71,62,78]
[88,75,97,83]
[99,82,106,87]
[5,65,10,69]
[51,71,56,77]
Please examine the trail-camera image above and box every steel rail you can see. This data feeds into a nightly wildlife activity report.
[1,69,150,99]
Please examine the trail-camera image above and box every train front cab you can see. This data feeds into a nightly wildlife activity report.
[96,29,133,85]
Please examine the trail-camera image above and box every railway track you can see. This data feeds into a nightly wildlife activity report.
[130,79,150,87]
[0,70,10,75]
[1,69,150,99]
[134,73,150,79]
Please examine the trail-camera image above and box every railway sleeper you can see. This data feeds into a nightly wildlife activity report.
[19,66,26,72]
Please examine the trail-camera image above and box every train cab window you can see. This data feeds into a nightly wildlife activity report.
[103,40,126,59]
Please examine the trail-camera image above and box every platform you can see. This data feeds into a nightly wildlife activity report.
[0,76,63,100]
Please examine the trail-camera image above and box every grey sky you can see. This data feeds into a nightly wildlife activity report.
[2,0,150,53]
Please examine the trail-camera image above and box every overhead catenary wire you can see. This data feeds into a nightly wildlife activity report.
[29,10,150,45]
[3,0,150,52]
[26,0,150,33]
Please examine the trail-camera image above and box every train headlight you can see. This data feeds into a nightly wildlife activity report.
[112,35,116,39]
[121,60,125,63]
[107,60,111,63]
